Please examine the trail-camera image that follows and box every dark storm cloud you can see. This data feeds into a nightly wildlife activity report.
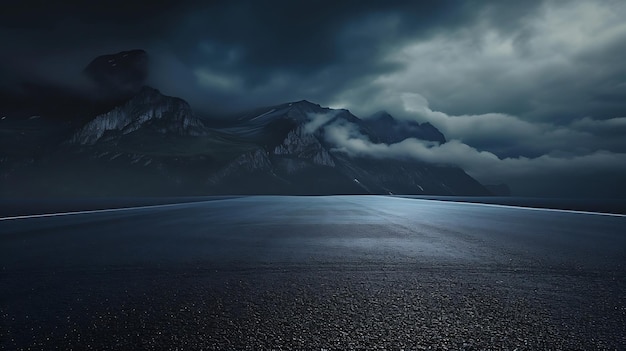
[335,0,626,124]
[2,0,521,112]
[161,0,487,113]
[4,0,624,121]
[0,1,188,34]
[0,0,192,92]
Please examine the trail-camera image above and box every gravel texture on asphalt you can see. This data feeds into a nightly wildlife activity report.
[2,263,625,350]
[2,196,625,350]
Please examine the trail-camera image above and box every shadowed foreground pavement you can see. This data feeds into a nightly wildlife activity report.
[1,196,625,350]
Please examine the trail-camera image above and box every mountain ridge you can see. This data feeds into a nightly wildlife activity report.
[0,50,491,197]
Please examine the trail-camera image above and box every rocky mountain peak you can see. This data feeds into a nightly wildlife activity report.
[291,100,321,108]
[83,49,149,99]
[369,110,395,123]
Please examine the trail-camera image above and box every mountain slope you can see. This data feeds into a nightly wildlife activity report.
[206,101,488,195]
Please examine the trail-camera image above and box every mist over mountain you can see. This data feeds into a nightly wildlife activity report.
[363,111,446,145]
[0,50,490,197]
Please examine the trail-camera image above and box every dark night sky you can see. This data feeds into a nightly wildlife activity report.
[2,0,626,197]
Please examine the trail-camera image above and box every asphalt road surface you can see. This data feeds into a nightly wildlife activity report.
[1,196,625,350]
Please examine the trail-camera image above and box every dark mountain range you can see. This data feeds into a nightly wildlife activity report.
[0,50,490,197]
[363,111,446,144]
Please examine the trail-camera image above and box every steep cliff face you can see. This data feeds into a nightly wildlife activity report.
[69,87,206,145]
[273,126,335,167]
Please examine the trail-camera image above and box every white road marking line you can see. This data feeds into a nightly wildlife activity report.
[392,197,626,217]
[0,202,201,221]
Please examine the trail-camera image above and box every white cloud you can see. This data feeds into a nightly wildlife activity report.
[333,0,626,122]
[304,110,340,134]
[335,85,626,158]
[322,118,626,184]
